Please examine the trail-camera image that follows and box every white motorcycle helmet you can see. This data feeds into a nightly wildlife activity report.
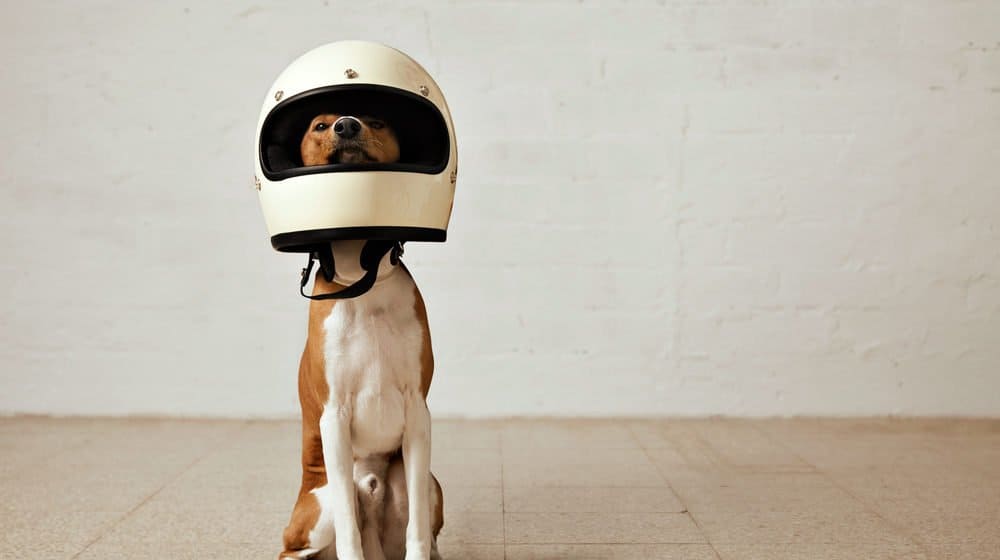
[253,41,457,299]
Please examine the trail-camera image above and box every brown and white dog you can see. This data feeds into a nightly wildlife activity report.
[280,114,444,560]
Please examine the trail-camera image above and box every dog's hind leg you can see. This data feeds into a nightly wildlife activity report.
[279,484,335,559]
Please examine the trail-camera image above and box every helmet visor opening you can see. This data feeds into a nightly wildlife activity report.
[259,85,450,180]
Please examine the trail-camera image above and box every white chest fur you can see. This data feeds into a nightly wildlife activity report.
[321,268,424,458]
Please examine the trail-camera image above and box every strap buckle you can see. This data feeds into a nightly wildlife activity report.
[390,241,404,266]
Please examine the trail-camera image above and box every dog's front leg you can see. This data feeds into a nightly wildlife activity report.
[401,392,433,560]
[319,405,365,560]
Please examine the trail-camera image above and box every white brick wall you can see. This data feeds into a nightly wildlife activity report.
[1,1,998,417]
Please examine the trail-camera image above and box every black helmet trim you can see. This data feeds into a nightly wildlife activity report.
[259,84,451,181]
[272,226,447,253]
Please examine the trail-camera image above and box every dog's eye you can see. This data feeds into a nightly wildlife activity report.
[314,123,328,131]
[368,120,385,130]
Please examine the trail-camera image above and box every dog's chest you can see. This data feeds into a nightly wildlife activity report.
[321,273,424,456]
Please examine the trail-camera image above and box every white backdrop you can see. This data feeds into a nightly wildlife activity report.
[1,1,998,418]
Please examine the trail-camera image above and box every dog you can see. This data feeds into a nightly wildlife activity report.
[280,114,444,560]
[300,114,401,165]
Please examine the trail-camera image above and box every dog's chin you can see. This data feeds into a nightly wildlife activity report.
[329,146,377,164]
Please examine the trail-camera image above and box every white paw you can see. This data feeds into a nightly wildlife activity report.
[336,548,365,560]
[404,546,431,560]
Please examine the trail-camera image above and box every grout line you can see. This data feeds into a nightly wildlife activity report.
[626,423,724,560]
[747,421,932,557]
[69,420,253,559]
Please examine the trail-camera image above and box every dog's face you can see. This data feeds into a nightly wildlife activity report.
[300,114,401,166]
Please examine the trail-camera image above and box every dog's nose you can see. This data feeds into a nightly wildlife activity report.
[334,117,362,139]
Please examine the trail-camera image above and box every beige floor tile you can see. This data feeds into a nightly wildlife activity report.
[433,448,502,486]
[0,415,67,435]
[714,543,928,559]
[638,420,817,475]
[0,417,237,441]
[2,417,998,559]
[443,485,503,513]
[923,434,1000,477]
[151,459,300,512]
[626,419,698,450]
[0,541,90,560]
[831,470,1000,531]
[667,473,867,513]
[433,420,503,450]
[505,512,705,544]
[0,511,121,558]
[885,512,1000,545]
[693,510,912,545]
[833,468,1000,499]
[0,431,73,479]
[913,483,1000,513]
[439,511,504,544]
[2,468,171,513]
[827,473,927,505]
[51,419,245,466]
[501,420,640,451]
[503,485,684,513]
[438,544,504,560]
[758,421,942,473]
[75,539,275,559]
[137,482,293,516]
[197,434,301,469]
[234,419,299,440]
[923,544,1000,560]
[506,543,718,559]
[1,420,243,514]
[98,506,289,544]
[641,428,732,473]
[689,420,815,472]
[503,447,666,487]
[436,543,505,560]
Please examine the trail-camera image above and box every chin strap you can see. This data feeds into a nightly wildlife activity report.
[299,241,403,301]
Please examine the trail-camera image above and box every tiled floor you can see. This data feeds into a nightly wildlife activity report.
[2,418,998,559]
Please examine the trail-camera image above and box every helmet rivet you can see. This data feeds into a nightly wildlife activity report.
[419,85,429,96]
[274,90,283,102]
[254,175,262,191]
[345,68,358,79]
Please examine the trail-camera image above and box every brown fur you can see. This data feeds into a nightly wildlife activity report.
[300,114,401,166]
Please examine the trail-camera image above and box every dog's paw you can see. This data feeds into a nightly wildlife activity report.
[404,547,433,560]
[428,539,443,560]
[335,547,366,560]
